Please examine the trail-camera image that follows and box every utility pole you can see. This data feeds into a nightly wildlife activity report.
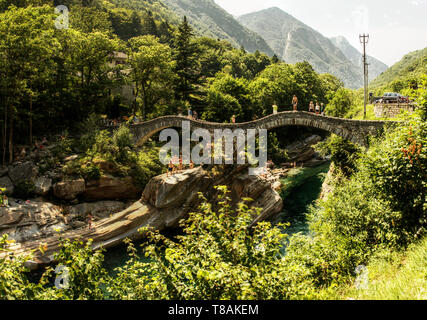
[360,34,369,120]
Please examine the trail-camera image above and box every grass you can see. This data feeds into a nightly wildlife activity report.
[334,236,427,300]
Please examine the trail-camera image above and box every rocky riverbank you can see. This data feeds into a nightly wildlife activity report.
[1,165,283,269]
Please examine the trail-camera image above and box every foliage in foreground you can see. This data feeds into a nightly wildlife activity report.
[108,187,313,300]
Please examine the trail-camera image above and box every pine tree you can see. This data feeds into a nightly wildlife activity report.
[173,16,199,102]
[143,10,158,37]
[271,54,280,64]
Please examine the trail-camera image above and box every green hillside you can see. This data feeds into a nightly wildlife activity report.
[370,47,427,88]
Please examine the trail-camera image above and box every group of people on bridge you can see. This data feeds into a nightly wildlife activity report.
[290,95,326,115]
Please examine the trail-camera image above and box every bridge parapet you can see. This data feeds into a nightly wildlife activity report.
[123,112,396,147]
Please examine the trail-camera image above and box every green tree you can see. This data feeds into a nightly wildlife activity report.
[69,4,112,34]
[0,5,58,163]
[129,35,175,119]
[325,87,355,118]
[203,73,250,122]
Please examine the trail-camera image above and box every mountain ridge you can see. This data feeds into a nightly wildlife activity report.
[330,35,388,82]
[237,7,366,88]
[160,0,275,56]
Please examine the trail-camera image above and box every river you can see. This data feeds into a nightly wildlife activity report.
[102,163,331,274]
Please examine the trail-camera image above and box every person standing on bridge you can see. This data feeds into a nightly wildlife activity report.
[188,108,193,119]
[231,115,236,123]
[315,102,321,115]
[321,103,326,115]
[193,110,198,120]
[272,102,278,115]
[292,95,298,112]
[309,101,315,113]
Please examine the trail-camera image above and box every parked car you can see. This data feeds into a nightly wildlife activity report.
[377,92,410,104]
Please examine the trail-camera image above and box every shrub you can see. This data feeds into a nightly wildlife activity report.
[14,180,36,199]
[80,164,101,181]
[314,135,361,177]
[0,235,36,299]
[51,239,108,300]
[132,148,164,188]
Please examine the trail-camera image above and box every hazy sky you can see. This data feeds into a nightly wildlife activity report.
[215,0,427,66]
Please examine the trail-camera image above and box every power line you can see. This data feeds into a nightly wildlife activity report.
[360,34,369,120]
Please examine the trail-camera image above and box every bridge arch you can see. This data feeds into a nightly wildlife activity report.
[129,112,392,147]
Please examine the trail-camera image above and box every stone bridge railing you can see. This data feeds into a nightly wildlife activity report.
[124,111,396,147]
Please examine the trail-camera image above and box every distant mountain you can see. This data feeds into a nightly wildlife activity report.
[370,47,427,88]
[330,36,388,82]
[160,0,274,56]
[237,7,364,88]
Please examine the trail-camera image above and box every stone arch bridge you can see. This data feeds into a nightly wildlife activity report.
[126,112,395,147]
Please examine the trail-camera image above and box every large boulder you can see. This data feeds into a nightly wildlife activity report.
[8,161,38,184]
[34,177,53,196]
[142,165,283,229]
[82,175,142,201]
[285,135,323,165]
[53,179,85,200]
[0,176,14,195]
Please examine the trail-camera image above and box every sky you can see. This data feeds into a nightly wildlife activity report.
[214,0,427,66]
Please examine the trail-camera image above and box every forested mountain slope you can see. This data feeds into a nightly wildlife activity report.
[370,46,427,88]
[160,0,274,55]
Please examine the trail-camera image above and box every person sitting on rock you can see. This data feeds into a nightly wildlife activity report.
[20,147,27,159]
[3,195,9,207]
